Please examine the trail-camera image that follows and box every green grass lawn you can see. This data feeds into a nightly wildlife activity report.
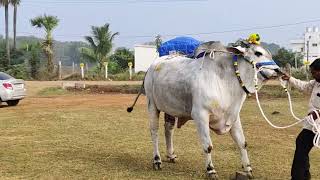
[0,95,319,179]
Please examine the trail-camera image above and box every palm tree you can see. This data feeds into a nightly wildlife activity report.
[31,14,59,73]
[80,23,119,77]
[0,0,11,65]
[11,0,20,50]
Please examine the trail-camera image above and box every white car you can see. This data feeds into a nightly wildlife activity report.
[0,72,26,106]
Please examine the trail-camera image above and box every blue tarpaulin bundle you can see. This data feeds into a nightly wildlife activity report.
[158,36,201,57]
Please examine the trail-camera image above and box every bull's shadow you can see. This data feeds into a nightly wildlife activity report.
[0,104,9,108]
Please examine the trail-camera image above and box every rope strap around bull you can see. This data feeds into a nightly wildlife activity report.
[253,68,320,148]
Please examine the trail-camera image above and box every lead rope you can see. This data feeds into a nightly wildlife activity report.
[253,67,305,129]
[253,67,320,147]
[279,78,320,148]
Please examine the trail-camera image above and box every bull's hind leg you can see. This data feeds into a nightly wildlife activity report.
[192,110,218,180]
[230,116,253,179]
[147,99,161,170]
[164,113,177,163]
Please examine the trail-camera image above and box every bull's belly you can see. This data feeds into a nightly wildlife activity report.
[154,92,192,117]
[152,82,192,117]
[155,97,192,117]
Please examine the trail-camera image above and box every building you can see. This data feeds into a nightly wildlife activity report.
[134,44,159,73]
[290,26,320,64]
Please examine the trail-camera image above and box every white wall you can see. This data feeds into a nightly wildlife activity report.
[290,39,304,53]
[290,27,320,63]
[134,45,159,73]
[304,27,320,62]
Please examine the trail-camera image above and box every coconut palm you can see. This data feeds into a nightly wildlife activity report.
[0,0,11,65]
[80,23,119,77]
[31,15,59,73]
[11,0,20,50]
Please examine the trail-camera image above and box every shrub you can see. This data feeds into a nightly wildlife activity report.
[5,64,29,80]
[291,68,312,80]
[62,70,145,81]
[109,71,145,81]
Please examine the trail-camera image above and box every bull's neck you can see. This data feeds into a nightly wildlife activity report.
[236,57,258,93]
[200,56,258,97]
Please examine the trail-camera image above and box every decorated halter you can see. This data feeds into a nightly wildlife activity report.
[232,55,253,94]
[232,55,277,95]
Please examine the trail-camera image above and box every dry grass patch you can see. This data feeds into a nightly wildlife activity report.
[0,95,319,179]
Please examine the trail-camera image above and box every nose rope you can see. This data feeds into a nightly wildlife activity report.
[253,68,320,148]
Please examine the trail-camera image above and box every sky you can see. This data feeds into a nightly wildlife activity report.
[1,0,320,49]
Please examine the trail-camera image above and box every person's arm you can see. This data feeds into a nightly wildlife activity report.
[281,73,314,93]
[288,77,314,93]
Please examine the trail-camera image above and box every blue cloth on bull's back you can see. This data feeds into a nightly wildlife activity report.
[158,36,201,57]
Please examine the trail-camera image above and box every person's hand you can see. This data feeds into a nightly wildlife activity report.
[281,73,290,81]
[308,110,320,121]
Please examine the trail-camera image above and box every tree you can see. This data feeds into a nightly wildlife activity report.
[0,0,11,65]
[27,43,41,79]
[31,14,59,73]
[108,61,121,74]
[155,34,162,50]
[67,42,83,65]
[80,23,119,76]
[11,0,20,50]
[109,47,134,71]
[0,38,7,68]
[0,37,25,68]
[273,47,303,68]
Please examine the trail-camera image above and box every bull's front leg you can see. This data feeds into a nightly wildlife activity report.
[230,116,253,179]
[192,109,218,180]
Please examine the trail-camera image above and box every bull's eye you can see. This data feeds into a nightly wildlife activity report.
[255,51,263,57]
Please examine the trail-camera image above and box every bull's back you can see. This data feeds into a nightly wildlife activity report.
[145,56,198,117]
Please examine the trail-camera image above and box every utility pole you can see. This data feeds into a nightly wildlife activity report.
[294,52,297,69]
[80,63,84,79]
[306,40,310,80]
[128,62,133,80]
[59,61,62,80]
[104,62,108,80]
[307,40,309,64]
[72,61,75,74]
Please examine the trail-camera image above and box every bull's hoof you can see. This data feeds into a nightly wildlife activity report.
[168,157,176,163]
[207,172,218,180]
[153,162,162,170]
[167,155,177,163]
[233,171,253,180]
[246,171,254,179]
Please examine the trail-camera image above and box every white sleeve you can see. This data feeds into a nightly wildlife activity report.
[289,77,315,93]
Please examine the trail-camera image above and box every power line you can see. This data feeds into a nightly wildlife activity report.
[24,0,207,2]
[1,18,320,39]
[23,0,207,5]
[121,18,320,38]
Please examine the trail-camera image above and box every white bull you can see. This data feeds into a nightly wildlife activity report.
[128,41,280,179]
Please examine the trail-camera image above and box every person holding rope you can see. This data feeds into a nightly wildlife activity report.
[282,58,320,180]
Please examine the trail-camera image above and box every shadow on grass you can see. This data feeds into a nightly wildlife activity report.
[49,147,204,179]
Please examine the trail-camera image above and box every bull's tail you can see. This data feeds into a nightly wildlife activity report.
[127,72,147,113]
[127,85,144,112]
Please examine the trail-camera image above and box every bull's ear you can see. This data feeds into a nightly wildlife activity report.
[226,46,246,55]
